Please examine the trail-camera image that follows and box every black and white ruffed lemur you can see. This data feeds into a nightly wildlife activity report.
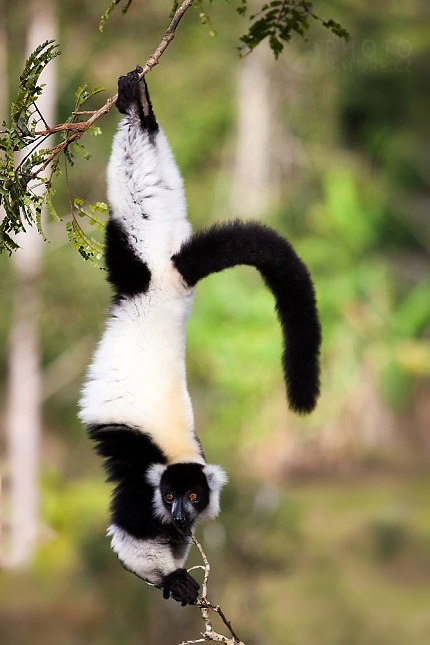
[79,68,322,606]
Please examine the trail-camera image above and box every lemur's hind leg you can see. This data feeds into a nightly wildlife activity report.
[116,67,158,133]
[105,67,191,299]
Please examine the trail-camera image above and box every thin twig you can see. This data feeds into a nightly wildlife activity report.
[15,132,54,174]
[207,603,242,644]
[182,535,245,645]
[32,101,51,130]
[192,535,210,599]
[187,565,206,574]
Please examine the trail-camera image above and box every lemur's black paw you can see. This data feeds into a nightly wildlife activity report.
[162,568,200,607]
[116,67,144,114]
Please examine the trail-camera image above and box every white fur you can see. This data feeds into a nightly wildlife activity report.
[203,464,228,491]
[200,465,228,519]
[79,114,204,465]
[145,463,172,523]
[108,524,190,584]
[151,487,172,524]
[146,463,167,487]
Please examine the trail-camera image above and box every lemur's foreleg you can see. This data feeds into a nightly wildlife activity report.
[105,67,192,301]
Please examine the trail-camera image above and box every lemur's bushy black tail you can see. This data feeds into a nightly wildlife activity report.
[172,220,321,414]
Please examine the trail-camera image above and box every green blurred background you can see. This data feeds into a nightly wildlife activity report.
[1,1,430,643]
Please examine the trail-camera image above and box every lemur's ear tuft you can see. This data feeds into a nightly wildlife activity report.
[203,464,228,491]
[146,463,167,487]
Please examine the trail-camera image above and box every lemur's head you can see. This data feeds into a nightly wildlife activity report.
[147,462,227,530]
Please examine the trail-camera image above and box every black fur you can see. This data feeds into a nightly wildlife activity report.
[88,424,168,540]
[88,424,201,604]
[87,423,208,538]
[162,568,200,606]
[172,220,321,414]
[160,463,210,516]
[104,218,151,299]
[116,67,159,134]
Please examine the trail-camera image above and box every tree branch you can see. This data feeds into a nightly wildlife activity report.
[30,0,196,177]
[179,535,246,645]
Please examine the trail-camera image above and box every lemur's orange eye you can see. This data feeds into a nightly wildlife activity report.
[189,493,197,501]
[166,493,174,502]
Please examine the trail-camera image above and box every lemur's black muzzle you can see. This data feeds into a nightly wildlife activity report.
[172,498,190,526]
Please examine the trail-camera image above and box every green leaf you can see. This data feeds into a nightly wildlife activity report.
[66,218,104,264]
[100,0,132,32]
[0,39,61,253]
[74,82,90,106]
[65,197,108,264]
[36,207,49,242]
[74,83,105,110]
[236,0,248,16]
[73,141,91,161]
[170,1,180,18]
[45,191,61,222]
[238,0,349,56]
[12,40,60,133]
[93,202,109,215]
[322,19,351,42]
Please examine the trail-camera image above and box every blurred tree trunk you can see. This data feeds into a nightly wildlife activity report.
[231,43,275,219]
[231,43,273,218]
[230,42,305,221]
[4,0,57,568]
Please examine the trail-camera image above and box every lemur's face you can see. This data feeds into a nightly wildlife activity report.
[161,477,209,528]
[147,462,228,529]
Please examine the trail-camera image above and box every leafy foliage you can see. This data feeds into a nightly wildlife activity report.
[99,0,133,32]
[66,199,107,264]
[0,38,107,258]
[0,1,349,259]
[196,0,217,37]
[120,2,351,58]
[0,40,60,252]
[74,82,105,110]
[237,1,350,58]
